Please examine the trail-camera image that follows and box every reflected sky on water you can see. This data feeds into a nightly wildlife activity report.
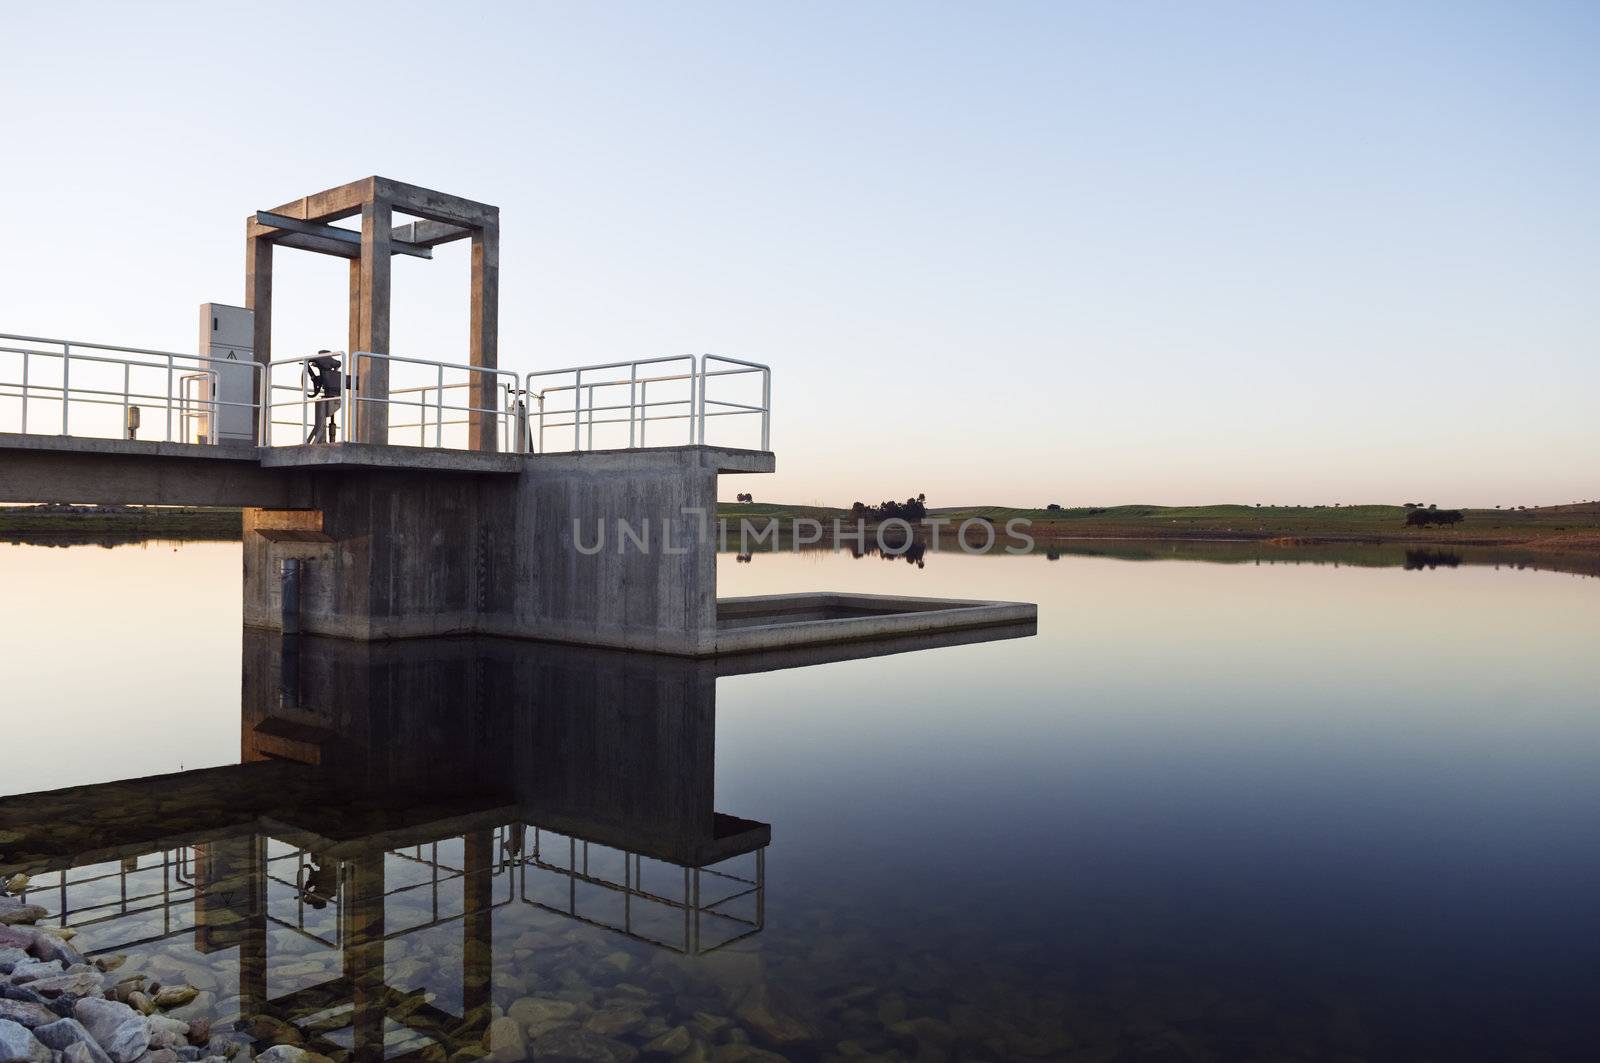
[2,540,1597,1060]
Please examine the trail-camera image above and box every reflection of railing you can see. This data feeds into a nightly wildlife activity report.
[16,823,763,961]
[266,352,520,451]
[261,832,520,948]
[525,355,770,454]
[514,825,764,954]
[0,333,264,444]
[12,847,200,956]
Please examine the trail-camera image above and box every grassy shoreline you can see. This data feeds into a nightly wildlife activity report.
[5,502,1597,553]
[0,505,242,539]
[713,501,1600,550]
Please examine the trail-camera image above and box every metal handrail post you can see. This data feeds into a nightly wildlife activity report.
[628,363,637,449]
[122,362,130,440]
[639,380,648,446]
[572,369,582,451]
[61,344,70,435]
[696,356,706,444]
[586,383,596,450]
[761,367,771,450]
[435,366,444,448]
[20,351,28,433]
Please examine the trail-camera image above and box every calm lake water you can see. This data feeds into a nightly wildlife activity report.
[2,539,1598,1062]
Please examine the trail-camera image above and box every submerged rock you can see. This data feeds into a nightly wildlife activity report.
[152,987,198,1010]
[483,1016,524,1063]
[582,1006,645,1038]
[639,1025,692,1056]
[733,985,815,1046]
[528,1027,638,1062]
[253,1047,332,1063]
[0,899,47,927]
[146,1015,191,1049]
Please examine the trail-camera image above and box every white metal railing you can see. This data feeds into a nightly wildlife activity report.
[0,333,770,456]
[698,355,770,451]
[524,355,769,454]
[0,333,265,445]
[266,352,521,451]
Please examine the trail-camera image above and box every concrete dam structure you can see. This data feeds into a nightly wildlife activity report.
[0,177,1035,655]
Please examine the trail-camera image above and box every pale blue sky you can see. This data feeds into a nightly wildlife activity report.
[2,1,1595,506]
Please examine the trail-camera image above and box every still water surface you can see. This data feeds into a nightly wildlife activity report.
[2,540,1597,1061]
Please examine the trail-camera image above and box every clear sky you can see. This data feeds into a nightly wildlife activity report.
[2,1,1595,507]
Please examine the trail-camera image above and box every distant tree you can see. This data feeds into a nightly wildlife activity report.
[1045,503,1062,511]
[1406,509,1464,528]
[1402,502,1419,509]
[733,492,754,504]
[1428,503,1438,510]
[856,493,928,522]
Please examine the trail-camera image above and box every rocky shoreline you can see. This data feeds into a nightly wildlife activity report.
[1,897,274,1063]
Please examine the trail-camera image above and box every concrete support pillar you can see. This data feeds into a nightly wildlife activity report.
[245,232,273,423]
[354,199,392,445]
[461,829,494,1018]
[347,258,363,360]
[469,219,500,453]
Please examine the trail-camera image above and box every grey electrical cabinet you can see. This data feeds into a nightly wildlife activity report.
[195,303,258,444]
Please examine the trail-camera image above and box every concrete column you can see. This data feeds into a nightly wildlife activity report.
[469,218,500,453]
[245,230,273,423]
[347,258,362,360]
[355,199,392,444]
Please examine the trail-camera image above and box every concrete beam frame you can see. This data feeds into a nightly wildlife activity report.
[245,177,501,450]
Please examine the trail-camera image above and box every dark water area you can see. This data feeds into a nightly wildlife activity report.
[2,542,1598,1062]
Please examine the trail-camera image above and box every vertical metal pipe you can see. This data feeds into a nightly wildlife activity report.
[573,369,582,451]
[122,363,130,440]
[62,345,71,435]
[761,367,771,450]
[639,381,648,447]
[698,356,708,444]
[628,363,637,449]
[20,351,28,433]
[436,366,444,448]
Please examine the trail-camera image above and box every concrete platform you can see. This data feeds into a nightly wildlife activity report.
[711,591,1038,655]
[259,441,525,473]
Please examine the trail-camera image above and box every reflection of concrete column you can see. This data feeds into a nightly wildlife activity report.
[238,836,267,1020]
[462,830,494,1019]
[193,835,260,954]
[343,855,386,1063]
